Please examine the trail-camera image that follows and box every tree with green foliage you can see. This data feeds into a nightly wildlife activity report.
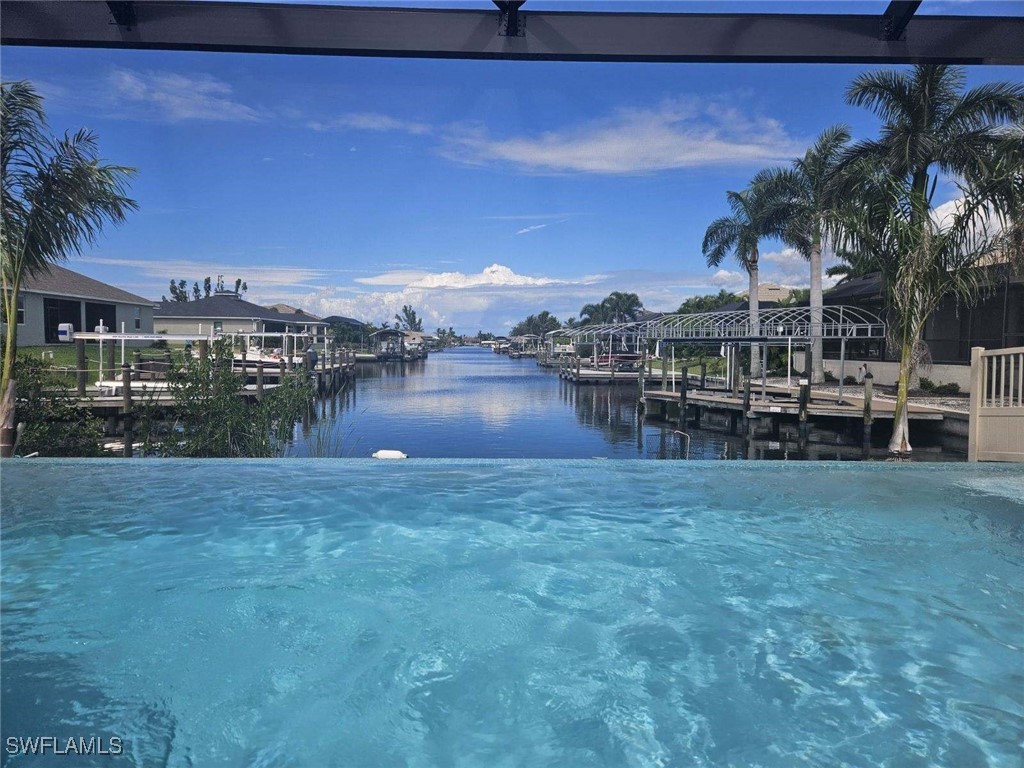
[394,304,423,331]
[1,81,136,457]
[511,310,561,337]
[702,182,779,376]
[579,292,644,325]
[676,289,741,314]
[837,64,1023,453]
[754,124,851,383]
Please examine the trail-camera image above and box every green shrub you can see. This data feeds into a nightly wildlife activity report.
[154,340,314,457]
[919,377,935,391]
[932,382,961,395]
[824,370,838,382]
[843,375,857,385]
[12,355,104,456]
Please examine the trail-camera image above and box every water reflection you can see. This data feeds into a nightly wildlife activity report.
[289,347,962,460]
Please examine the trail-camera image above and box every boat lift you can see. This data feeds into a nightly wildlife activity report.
[565,305,887,401]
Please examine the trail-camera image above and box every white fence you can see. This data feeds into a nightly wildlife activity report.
[968,346,1024,463]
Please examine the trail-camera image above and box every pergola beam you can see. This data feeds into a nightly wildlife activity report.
[2,1,1022,65]
[880,0,923,41]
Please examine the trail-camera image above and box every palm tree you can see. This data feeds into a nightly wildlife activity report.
[755,124,851,383]
[839,64,1023,452]
[1,81,136,456]
[579,302,608,325]
[702,183,778,376]
[844,65,1023,210]
[837,160,1009,454]
[603,291,644,323]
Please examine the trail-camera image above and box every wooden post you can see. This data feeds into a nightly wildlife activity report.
[700,361,707,390]
[575,356,581,382]
[279,358,286,383]
[285,336,293,372]
[637,352,645,400]
[105,340,115,382]
[680,365,688,424]
[256,362,265,402]
[862,371,874,447]
[742,376,751,432]
[660,351,668,392]
[798,377,810,439]
[198,339,209,362]
[132,349,142,380]
[121,363,133,458]
[967,346,985,462]
[76,338,87,397]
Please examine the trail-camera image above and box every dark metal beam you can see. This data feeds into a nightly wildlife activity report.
[105,1,137,31]
[493,1,527,39]
[880,0,922,41]
[2,1,1022,65]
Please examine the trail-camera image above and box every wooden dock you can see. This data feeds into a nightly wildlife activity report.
[641,386,943,422]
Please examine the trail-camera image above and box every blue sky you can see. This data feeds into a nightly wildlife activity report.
[3,0,1022,333]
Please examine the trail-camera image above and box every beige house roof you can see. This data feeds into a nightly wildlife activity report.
[267,303,321,320]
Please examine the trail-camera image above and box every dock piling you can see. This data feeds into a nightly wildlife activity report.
[121,363,133,458]
[798,378,810,439]
[104,341,115,383]
[256,362,264,401]
[862,372,873,446]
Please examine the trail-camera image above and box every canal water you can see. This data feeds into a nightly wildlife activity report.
[291,347,963,460]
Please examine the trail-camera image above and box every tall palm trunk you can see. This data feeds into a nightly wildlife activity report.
[0,276,22,458]
[809,237,824,384]
[889,336,915,454]
[748,253,761,377]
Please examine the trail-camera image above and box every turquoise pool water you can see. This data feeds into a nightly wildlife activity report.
[2,461,1021,767]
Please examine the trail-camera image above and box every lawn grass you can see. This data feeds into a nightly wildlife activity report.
[19,344,180,388]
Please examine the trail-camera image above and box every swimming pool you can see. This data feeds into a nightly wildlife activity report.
[2,460,1021,766]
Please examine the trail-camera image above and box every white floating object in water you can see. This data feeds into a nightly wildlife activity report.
[372,449,408,460]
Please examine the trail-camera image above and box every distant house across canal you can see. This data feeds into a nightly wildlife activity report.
[3,264,155,345]
[154,291,327,336]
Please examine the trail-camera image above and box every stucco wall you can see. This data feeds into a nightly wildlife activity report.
[154,317,265,335]
[791,351,972,391]
[3,293,154,347]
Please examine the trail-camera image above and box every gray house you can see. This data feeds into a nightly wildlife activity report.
[154,292,327,335]
[3,264,155,346]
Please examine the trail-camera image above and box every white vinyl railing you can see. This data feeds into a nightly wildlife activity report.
[968,346,1024,462]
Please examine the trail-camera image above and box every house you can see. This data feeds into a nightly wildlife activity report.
[154,291,328,336]
[267,303,321,320]
[739,283,794,304]
[806,268,1024,389]
[2,264,155,346]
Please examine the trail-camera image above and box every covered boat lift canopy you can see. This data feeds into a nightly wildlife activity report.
[565,305,887,398]
[565,305,886,345]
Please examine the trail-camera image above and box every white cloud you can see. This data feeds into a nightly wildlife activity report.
[73,256,366,296]
[438,98,803,175]
[309,113,430,134]
[711,268,746,287]
[355,270,433,286]
[755,247,842,290]
[107,68,262,122]
[515,224,550,235]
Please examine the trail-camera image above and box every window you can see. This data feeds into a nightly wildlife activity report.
[134,307,142,330]
[2,295,26,326]
[213,321,223,332]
